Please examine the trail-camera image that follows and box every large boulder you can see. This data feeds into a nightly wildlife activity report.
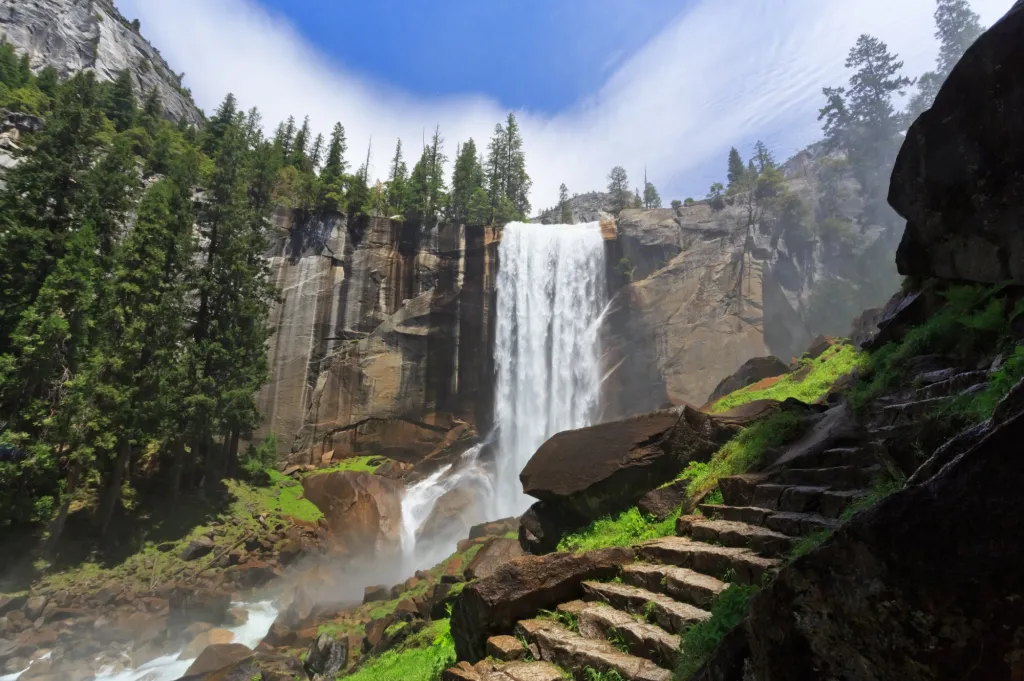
[183,643,253,678]
[738,378,1024,680]
[450,547,633,662]
[415,486,484,547]
[463,539,526,581]
[890,1,1024,284]
[518,407,745,552]
[303,633,348,680]
[706,356,791,406]
[301,471,404,557]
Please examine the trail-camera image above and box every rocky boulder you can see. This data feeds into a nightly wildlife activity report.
[302,470,404,557]
[415,486,484,547]
[303,633,347,680]
[736,377,1024,680]
[450,547,633,662]
[519,407,744,553]
[179,629,236,660]
[706,356,791,406]
[184,643,253,677]
[463,539,526,581]
[890,1,1024,284]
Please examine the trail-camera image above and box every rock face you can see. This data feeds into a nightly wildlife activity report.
[450,547,633,663]
[301,471,404,558]
[256,212,499,461]
[890,0,1024,285]
[519,407,746,553]
[0,0,203,125]
[416,486,484,547]
[706,356,791,406]
[603,149,900,413]
[740,379,1024,680]
[183,643,253,678]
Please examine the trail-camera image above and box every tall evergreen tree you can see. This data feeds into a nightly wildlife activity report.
[407,126,447,227]
[320,123,348,212]
[484,114,531,224]
[643,181,662,209]
[727,147,746,190]
[385,139,408,217]
[607,166,630,214]
[291,115,311,169]
[310,133,325,171]
[449,139,485,225]
[203,93,239,157]
[105,70,137,133]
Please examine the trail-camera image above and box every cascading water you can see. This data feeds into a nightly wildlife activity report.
[492,221,608,517]
[398,221,606,562]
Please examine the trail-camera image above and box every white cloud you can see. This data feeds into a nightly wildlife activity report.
[118,0,1014,211]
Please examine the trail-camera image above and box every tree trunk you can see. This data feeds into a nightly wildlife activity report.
[97,439,132,539]
[46,461,79,552]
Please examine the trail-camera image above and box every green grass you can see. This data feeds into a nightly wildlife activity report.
[584,667,627,681]
[673,584,759,680]
[848,284,1021,413]
[342,618,455,681]
[557,506,680,553]
[677,412,806,500]
[788,530,832,560]
[311,455,388,475]
[711,344,866,413]
[538,608,580,633]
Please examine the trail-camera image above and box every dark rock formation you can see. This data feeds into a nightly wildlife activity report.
[463,539,526,581]
[450,548,633,662]
[519,407,747,553]
[738,378,1024,680]
[303,633,347,680]
[184,643,254,678]
[706,357,791,406]
[890,0,1024,284]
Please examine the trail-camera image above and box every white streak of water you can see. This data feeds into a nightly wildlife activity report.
[492,222,607,517]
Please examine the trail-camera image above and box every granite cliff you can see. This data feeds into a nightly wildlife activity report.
[0,0,203,124]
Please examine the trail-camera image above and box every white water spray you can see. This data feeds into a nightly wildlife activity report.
[492,222,607,517]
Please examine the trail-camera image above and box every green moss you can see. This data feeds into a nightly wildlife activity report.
[711,344,866,413]
[673,585,759,680]
[235,471,323,524]
[311,455,388,475]
[557,506,680,553]
[788,529,833,560]
[677,412,806,500]
[341,618,455,681]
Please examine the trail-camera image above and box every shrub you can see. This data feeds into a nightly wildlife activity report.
[557,506,679,553]
[240,434,277,480]
[671,199,683,209]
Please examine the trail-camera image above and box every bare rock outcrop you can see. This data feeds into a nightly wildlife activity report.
[890,0,1024,284]
[301,471,404,558]
[0,0,203,125]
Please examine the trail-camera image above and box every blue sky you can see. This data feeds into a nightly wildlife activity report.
[119,0,1014,211]
[254,0,686,115]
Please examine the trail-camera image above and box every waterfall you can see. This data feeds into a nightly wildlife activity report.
[492,221,608,517]
[398,221,606,558]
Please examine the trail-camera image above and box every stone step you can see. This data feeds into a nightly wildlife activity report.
[697,505,839,537]
[750,484,866,518]
[766,465,880,491]
[678,517,794,558]
[582,580,710,635]
[577,601,682,669]
[622,563,727,609]
[914,370,988,399]
[635,536,778,585]
[443,659,566,681]
[881,396,951,423]
[515,619,671,681]
[795,446,878,469]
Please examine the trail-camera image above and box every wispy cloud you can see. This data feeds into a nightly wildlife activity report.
[118,0,1013,211]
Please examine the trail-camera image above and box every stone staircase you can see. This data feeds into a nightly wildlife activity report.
[444,444,877,681]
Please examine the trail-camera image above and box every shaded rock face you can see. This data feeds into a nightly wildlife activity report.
[603,149,900,413]
[416,486,484,547]
[741,380,1024,680]
[0,0,202,125]
[256,212,499,461]
[890,0,1024,285]
[519,407,745,553]
[301,471,404,558]
[183,643,253,678]
[451,547,633,663]
[706,356,791,406]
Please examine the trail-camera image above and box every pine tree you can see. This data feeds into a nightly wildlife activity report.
[643,179,662,209]
[484,114,531,223]
[310,133,325,171]
[203,93,239,157]
[291,115,311,169]
[607,166,630,214]
[0,42,21,88]
[320,123,348,212]
[727,147,746,191]
[385,139,408,217]
[105,70,137,133]
[558,183,572,223]
[632,188,643,209]
[449,139,485,225]
[407,126,447,227]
